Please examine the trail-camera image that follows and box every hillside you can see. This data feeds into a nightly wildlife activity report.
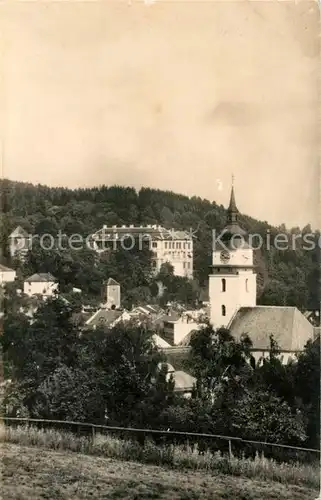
[0,178,319,309]
[2,444,317,500]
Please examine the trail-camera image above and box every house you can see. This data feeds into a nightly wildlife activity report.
[162,312,206,346]
[23,273,58,297]
[90,224,193,278]
[0,264,16,285]
[8,226,30,260]
[158,352,196,397]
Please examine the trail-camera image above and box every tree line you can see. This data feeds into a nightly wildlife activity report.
[0,179,319,309]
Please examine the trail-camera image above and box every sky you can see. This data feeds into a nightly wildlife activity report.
[1,0,320,229]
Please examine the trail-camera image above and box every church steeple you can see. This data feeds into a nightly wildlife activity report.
[227,177,238,224]
[223,177,247,240]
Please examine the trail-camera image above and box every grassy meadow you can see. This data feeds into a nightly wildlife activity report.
[0,424,320,499]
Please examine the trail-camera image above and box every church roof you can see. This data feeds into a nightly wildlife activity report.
[229,306,314,351]
[228,186,238,213]
[222,183,247,240]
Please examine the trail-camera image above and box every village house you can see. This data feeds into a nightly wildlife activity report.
[23,273,58,297]
[0,264,16,286]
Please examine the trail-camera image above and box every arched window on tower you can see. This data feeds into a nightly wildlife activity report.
[221,305,226,317]
[245,279,249,292]
[221,278,226,292]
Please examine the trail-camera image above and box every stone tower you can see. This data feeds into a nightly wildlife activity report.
[106,278,121,309]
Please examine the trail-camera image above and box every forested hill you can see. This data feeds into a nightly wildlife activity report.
[0,178,319,309]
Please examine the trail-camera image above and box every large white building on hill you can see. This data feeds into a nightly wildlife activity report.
[90,224,193,278]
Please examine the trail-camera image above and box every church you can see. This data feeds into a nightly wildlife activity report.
[208,183,314,364]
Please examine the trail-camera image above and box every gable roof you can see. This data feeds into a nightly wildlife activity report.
[9,226,29,238]
[107,278,120,286]
[229,306,314,351]
[0,264,15,272]
[171,371,196,392]
[152,334,171,348]
[25,273,56,283]
[85,308,123,328]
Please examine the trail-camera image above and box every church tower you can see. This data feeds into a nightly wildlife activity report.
[209,180,257,328]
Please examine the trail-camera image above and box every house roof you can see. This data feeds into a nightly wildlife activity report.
[9,226,29,238]
[0,264,15,272]
[153,311,181,325]
[178,329,200,347]
[229,306,314,351]
[153,335,171,348]
[85,308,123,328]
[171,371,196,392]
[107,278,120,286]
[25,273,56,283]
[91,225,192,241]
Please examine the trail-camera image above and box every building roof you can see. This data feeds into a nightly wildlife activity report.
[178,329,200,346]
[0,264,15,272]
[91,225,192,241]
[220,184,247,240]
[229,306,314,351]
[154,311,181,325]
[25,273,56,283]
[107,278,120,286]
[85,308,123,328]
[9,226,29,238]
[171,371,196,392]
[153,335,171,348]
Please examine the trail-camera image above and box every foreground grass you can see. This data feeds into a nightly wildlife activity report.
[2,443,319,500]
[1,425,319,491]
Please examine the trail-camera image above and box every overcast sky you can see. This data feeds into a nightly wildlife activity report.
[1,0,319,229]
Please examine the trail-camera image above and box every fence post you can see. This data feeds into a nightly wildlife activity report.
[228,439,232,458]
[92,425,95,441]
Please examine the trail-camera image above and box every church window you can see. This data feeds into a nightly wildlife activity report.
[221,305,226,316]
[222,278,226,292]
[245,279,249,292]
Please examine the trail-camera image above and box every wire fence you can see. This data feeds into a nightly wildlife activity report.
[2,416,320,463]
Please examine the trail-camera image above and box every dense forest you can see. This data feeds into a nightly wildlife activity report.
[0,178,319,309]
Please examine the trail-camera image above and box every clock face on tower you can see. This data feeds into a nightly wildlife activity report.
[220,250,230,263]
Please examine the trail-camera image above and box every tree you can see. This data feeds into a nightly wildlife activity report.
[294,337,320,448]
